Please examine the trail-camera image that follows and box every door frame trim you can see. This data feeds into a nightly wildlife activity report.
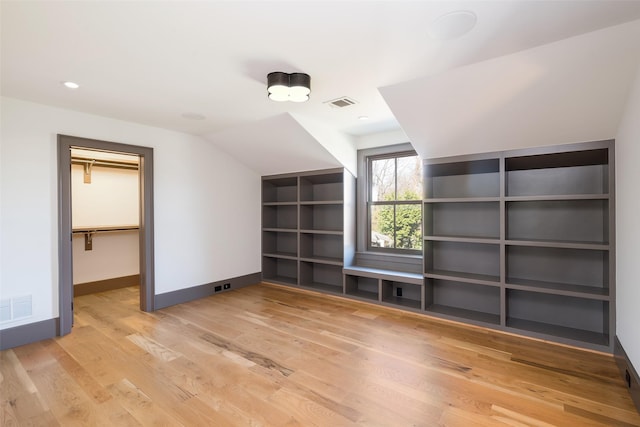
[57,134,155,335]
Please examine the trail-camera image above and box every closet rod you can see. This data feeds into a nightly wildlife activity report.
[71,157,139,170]
[72,226,138,251]
[72,225,139,234]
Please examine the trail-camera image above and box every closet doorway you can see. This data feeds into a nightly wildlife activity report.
[57,135,154,336]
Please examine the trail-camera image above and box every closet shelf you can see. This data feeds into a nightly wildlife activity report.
[71,157,139,170]
[72,225,139,234]
[72,225,139,251]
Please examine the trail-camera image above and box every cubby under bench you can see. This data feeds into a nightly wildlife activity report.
[343,266,424,311]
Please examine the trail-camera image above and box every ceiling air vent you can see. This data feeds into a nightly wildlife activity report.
[325,97,358,109]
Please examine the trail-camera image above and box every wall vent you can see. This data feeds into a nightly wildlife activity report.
[325,97,358,109]
[0,295,32,323]
[0,299,10,322]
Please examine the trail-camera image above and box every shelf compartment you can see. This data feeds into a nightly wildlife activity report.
[505,278,609,299]
[506,149,608,197]
[425,279,500,325]
[300,204,344,232]
[506,245,608,292]
[424,201,499,239]
[382,280,422,310]
[262,230,298,258]
[262,177,298,203]
[424,240,500,282]
[345,275,379,301]
[262,204,297,230]
[300,172,343,202]
[506,199,608,244]
[262,257,297,285]
[300,232,343,263]
[424,158,499,199]
[300,261,343,294]
[424,270,500,286]
[425,236,500,245]
[506,289,609,346]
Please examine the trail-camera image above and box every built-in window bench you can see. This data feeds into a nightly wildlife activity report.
[343,266,424,311]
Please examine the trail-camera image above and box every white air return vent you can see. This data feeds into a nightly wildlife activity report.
[0,295,33,323]
[0,299,10,322]
[325,97,358,109]
[13,296,32,319]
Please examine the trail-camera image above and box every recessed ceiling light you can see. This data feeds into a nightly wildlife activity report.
[359,116,369,121]
[428,10,477,41]
[181,112,206,120]
[62,81,80,89]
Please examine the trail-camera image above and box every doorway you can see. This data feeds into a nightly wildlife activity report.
[57,135,154,336]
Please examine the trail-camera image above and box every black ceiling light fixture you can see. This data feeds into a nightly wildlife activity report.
[267,72,311,102]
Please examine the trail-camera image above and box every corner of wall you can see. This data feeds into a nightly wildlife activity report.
[615,336,640,413]
[615,57,640,389]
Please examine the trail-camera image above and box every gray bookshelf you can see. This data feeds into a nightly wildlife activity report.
[344,275,379,301]
[423,140,614,352]
[423,154,503,328]
[261,140,614,352]
[261,168,355,294]
[382,280,423,310]
[342,265,424,310]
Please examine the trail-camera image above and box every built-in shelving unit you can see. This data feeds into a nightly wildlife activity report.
[345,275,379,301]
[342,265,424,310]
[261,140,614,352]
[423,155,503,327]
[381,280,423,310]
[261,168,355,294]
[423,140,614,351]
[502,145,612,349]
[261,176,300,286]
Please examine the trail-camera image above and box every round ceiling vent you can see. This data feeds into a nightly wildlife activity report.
[428,10,477,41]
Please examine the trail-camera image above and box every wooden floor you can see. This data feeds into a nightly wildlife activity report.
[1,283,639,426]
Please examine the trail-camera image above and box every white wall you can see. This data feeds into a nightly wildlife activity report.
[71,163,139,227]
[616,64,640,369]
[71,163,140,284]
[72,232,139,284]
[353,128,410,151]
[0,96,261,329]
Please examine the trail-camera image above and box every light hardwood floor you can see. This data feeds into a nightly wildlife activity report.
[1,283,639,426]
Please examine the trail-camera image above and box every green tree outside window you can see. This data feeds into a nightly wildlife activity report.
[369,153,422,252]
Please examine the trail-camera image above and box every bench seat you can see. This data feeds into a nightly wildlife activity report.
[343,266,423,285]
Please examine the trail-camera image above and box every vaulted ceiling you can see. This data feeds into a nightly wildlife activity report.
[3,1,640,174]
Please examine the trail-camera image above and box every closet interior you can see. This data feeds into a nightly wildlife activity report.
[70,148,141,296]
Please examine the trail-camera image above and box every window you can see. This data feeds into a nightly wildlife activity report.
[368,151,422,253]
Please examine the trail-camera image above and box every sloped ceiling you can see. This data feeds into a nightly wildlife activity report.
[381,20,640,160]
[204,114,344,176]
[3,2,640,174]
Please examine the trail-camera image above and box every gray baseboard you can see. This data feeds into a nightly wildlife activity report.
[154,272,261,310]
[74,274,140,296]
[0,273,260,350]
[0,318,59,351]
[614,336,640,413]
